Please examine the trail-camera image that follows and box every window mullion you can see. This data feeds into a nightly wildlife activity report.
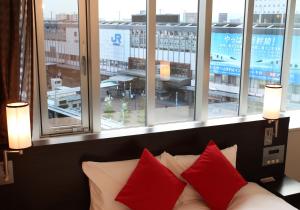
[34,0,51,135]
[281,0,296,112]
[32,1,42,140]
[146,0,156,126]
[195,0,212,122]
[87,0,101,132]
[239,0,254,116]
[78,0,89,130]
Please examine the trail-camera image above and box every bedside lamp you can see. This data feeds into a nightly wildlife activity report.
[262,84,282,138]
[0,102,32,185]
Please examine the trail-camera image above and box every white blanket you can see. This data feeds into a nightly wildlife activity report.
[174,182,297,210]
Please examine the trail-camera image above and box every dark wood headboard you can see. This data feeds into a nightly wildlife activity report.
[0,117,289,210]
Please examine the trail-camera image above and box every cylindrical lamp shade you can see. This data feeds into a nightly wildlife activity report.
[263,85,282,120]
[6,102,32,149]
[160,61,170,81]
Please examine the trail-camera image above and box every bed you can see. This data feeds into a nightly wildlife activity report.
[82,136,297,210]
[175,182,296,210]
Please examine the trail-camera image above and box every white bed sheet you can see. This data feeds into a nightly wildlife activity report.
[174,182,297,210]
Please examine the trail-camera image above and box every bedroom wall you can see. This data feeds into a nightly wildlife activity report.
[285,129,300,181]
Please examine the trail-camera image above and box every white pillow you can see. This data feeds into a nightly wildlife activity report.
[82,155,163,210]
[160,144,237,207]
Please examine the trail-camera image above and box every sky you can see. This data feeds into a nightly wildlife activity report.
[43,0,300,22]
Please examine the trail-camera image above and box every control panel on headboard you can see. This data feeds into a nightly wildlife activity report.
[257,118,290,182]
[262,121,286,167]
[262,145,285,166]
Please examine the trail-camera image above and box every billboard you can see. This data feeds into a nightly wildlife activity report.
[210,32,300,84]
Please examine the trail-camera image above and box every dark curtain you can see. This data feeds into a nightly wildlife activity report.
[0,0,33,145]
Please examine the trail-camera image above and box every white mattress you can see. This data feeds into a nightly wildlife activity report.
[174,182,297,210]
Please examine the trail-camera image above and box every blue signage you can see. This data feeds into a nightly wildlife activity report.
[210,32,300,84]
[111,33,122,46]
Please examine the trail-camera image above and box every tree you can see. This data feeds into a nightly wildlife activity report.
[103,96,115,119]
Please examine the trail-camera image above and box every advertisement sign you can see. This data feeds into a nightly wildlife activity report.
[210,32,286,83]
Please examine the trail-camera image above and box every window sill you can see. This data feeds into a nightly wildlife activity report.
[33,114,275,147]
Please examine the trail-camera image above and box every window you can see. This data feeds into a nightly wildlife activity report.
[35,0,89,134]
[99,0,146,129]
[208,0,245,119]
[33,0,300,137]
[247,0,287,114]
[153,0,197,123]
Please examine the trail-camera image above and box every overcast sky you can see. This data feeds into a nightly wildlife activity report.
[43,0,300,22]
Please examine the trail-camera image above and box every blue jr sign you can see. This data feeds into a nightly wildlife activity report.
[111,33,122,46]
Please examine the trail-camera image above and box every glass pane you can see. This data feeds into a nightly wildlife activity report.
[208,0,245,119]
[99,0,146,129]
[154,0,197,123]
[287,0,300,110]
[42,0,83,128]
[247,0,287,114]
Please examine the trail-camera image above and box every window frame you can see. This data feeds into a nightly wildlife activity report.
[32,0,300,140]
[281,0,297,111]
[34,0,90,135]
[146,0,156,126]
[239,0,255,116]
[195,0,212,122]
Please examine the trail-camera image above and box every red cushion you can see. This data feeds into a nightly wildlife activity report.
[181,141,247,210]
[115,149,186,210]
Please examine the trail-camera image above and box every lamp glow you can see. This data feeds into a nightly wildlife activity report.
[6,102,32,149]
[160,61,170,81]
[0,102,31,185]
[262,84,282,120]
